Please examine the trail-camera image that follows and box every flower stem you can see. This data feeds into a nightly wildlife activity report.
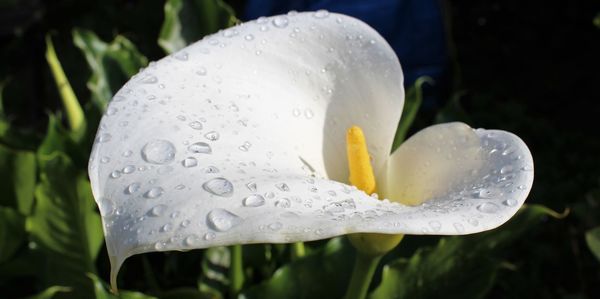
[229,245,244,298]
[290,242,306,260]
[344,252,382,299]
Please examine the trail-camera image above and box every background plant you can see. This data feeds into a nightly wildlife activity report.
[0,0,599,298]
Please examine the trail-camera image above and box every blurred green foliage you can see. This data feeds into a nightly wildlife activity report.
[0,0,598,298]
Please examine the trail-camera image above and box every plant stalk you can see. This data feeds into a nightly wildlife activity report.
[290,242,306,260]
[229,244,244,298]
[344,252,382,299]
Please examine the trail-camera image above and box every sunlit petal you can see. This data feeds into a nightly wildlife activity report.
[88,12,403,283]
[380,122,534,233]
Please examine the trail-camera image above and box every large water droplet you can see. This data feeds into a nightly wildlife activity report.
[142,140,176,164]
[246,182,257,192]
[243,194,265,207]
[477,202,499,214]
[188,142,212,154]
[149,204,168,217]
[184,235,197,246]
[275,183,290,192]
[502,199,518,207]
[182,157,198,168]
[110,170,121,179]
[206,209,242,232]
[272,16,289,28]
[203,178,234,197]
[145,187,164,199]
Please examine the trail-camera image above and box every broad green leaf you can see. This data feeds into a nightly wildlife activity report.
[158,0,237,54]
[73,29,147,110]
[46,35,86,139]
[0,207,25,263]
[198,247,229,299]
[26,151,103,298]
[370,204,560,299]
[585,226,600,263]
[392,76,432,151]
[23,286,71,299]
[0,144,36,214]
[241,238,355,299]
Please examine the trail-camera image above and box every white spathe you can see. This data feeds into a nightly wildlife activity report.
[88,11,533,285]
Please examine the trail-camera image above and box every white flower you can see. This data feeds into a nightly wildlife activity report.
[88,11,533,287]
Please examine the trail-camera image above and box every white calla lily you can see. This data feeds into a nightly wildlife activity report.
[88,11,533,288]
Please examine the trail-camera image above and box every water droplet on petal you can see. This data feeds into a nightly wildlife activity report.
[272,16,289,28]
[429,221,442,232]
[161,223,172,232]
[110,170,121,179]
[243,194,265,207]
[503,199,518,207]
[142,75,158,84]
[125,182,141,194]
[276,183,290,192]
[246,182,257,192]
[188,142,212,154]
[244,34,254,41]
[149,204,168,217]
[184,235,197,246]
[204,232,216,240]
[182,157,198,168]
[313,9,329,18]
[477,202,499,213]
[196,67,207,76]
[268,222,283,231]
[204,131,220,141]
[206,209,242,231]
[100,156,110,163]
[189,121,203,130]
[275,198,291,208]
[204,166,220,173]
[97,133,112,143]
[500,165,514,174]
[122,165,136,174]
[106,107,118,116]
[142,140,176,164]
[173,51,188,61]
[203,178,234,197]
[453,222,465,233]
[145,187,164,199]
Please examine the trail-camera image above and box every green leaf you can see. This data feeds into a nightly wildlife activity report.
[392,76,433,151]
[585,226,600,263]
[158,0,237,54]
[26,151,103,298]
[0,207,26,263]
[241,238,355,299]
[370,204,560,299]
[0,144,36,214]
[73,29,147,110]
[46,35,86,139]
[87,273,159,299]
[23,286,72,299]
[198,246,229,299]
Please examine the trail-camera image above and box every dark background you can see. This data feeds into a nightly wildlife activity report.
[1,0,599,298]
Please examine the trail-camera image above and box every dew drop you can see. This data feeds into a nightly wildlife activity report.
[184,235,197,246]
[181,219,190,227]
[204,131,220,141]
[238,141,252,152]
[453,223,465,233]
[100,156,110,163]
[182,157,198,168]
[144,187,164,199]
[110,170,121,179]
[429,221,442,232]
[122,150,133,157]
[125,182,141,194]
[246,182,257,192]
[97,133,112,143]
[204,232,216,240]
[161,223,172,232]
[272,16,289,28]
[173,51,188,61]
[244,34,254,41]
[204,166,220,173]
[142,140,176,164]
[122,165,136,174]
[503,199,518,207]
[106,107,118,116]
[502,147,515,156]
[149,204,168,217]
[206,209,242,231]
[196,67,207,76]
[188,142,212,154]
[268,222,283,231]
[142,75,158,84]
[203,177,234,197]
[189,121,203,130]
[500,165,514,174]
[276,183,290,192]
[243,194,265,207]
[477,202,499,214]
[313,9,329,18]
[275,198,291,208]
